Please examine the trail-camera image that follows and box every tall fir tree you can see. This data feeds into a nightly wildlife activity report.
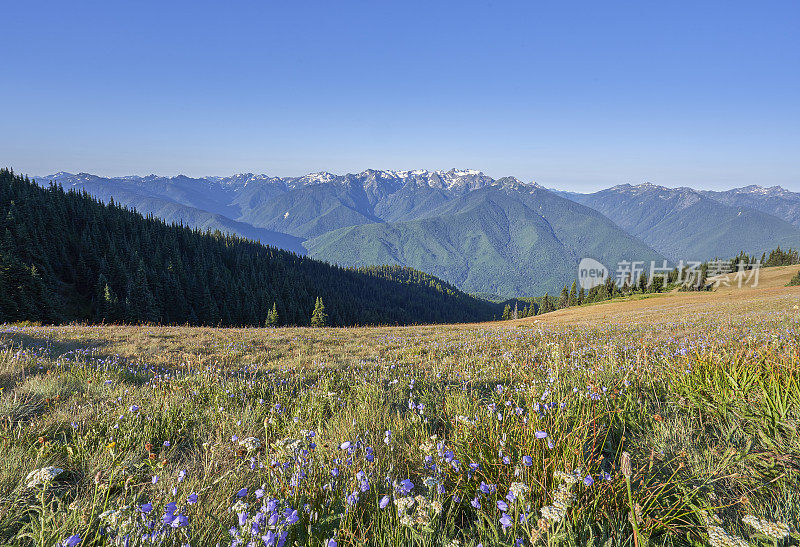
[310,297,328,327]
[568,281,577,306]
[558,285,569,309]
[265,302,279,327]
[540,293,555,314]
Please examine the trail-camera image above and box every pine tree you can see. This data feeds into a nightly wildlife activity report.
[265,302,279,327]
[540,293,555,314]
[578,287,585,305]
[568,282,577,307]
[558,285,569,309]
[638,272,648,293]
[310,297,328,327]
[501,304,511,320]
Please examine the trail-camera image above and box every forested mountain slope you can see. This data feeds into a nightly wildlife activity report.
[0,169,498,326]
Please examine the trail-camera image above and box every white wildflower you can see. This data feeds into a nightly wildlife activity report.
[509,481,529,498]
[25,466,64,488]
[707,525,748,547]
[272,436,301,453]
[742,515,791,540]
[540,505,563,523]
[238,437,262,451]
[394,496,415,515]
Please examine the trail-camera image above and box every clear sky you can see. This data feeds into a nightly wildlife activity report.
[3,1,799,191]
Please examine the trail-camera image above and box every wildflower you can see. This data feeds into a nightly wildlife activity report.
[340,441,352,450]
[379,495,391,509]
[509,482,529,499]
[540,505,562,523]
[25,467,64,488]
[140,502,153,513]
[398,478,414,494]
[236,487,248,498]
[61,535,81,547]
[583,475,594,486]
[707,525,748,547]
[553,470,581,485]
[500,512,512,531]
[239,437,262,451]
[522,455,533,466]
[534,430,548,439]
[129,405,139,412]
[742,515,790,540]
[394,496,415,515]
[497,500,509,512]
[187,493,198,504]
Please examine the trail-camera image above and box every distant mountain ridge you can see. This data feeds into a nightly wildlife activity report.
[700,185,800,228]
[560,183,800,261]
[36,170,800,296]
[35,169,664,296]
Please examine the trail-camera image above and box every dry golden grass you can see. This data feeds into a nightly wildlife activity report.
[517,265,800,328]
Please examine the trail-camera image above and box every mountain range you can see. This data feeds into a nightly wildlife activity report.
[35,170,800,297]
[559,183,800,262]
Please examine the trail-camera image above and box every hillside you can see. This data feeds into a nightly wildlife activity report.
[0,169,498,326]
[38,170,665,295]
[306,182,664,296]
[517,264,800,327]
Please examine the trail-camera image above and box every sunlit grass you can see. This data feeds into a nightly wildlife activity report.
[0,297,798,546]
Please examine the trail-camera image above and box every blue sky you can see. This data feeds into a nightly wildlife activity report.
[3,1,799,191]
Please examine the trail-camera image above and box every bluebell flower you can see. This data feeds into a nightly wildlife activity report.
[399,478,414,494]
[61,534,81,547]
[500,512,512,530]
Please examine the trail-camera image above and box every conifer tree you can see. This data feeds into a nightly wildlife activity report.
[541,293,555,314]
[559,285,569,309]
[568,282,577,307]
[501,304,511,320]
[310,297,328,327]
[265,302,279,327]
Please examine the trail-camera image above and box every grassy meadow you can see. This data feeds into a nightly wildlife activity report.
[1,267,800,546]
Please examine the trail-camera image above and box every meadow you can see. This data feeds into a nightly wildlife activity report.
[1,268,799,546]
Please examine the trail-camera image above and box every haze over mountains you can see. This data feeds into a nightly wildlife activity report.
[37,170,800,297]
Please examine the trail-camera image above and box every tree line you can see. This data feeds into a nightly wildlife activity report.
[0,169,499,326]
